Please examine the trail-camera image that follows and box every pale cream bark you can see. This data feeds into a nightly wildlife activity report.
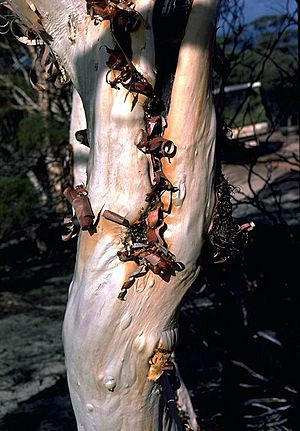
[8,1,219,429]
[69,88,89,186]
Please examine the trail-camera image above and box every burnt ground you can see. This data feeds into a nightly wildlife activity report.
[0,132,299,431]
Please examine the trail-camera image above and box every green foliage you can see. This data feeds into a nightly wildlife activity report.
[223,89,268,127]
[0,31,71,202]
[48,118,69,148]
[17,113,68,157]
[17,113,47,155]
[0,176,40,240]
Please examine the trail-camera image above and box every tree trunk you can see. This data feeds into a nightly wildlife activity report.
[8,0,219,429]
[69,88,89,186]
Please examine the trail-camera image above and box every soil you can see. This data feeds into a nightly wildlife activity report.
[0,132,299,430]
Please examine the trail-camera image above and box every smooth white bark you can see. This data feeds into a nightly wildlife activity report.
[69,88,89,186]
[8,1,219,429]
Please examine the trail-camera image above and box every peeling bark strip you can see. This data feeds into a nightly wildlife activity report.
[7,1,220,430]
[99,0,180,300]
[208,174,255,263]
[63,185,95,230]
[93,0,154,110]
[2,1,69,88]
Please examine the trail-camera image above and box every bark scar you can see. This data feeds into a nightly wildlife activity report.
[147,345,174,382]
[67,14,77,44]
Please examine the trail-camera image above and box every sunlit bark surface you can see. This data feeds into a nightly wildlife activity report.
[8,1,219,429]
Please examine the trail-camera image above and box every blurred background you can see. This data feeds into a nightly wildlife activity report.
[0,0,299,430]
